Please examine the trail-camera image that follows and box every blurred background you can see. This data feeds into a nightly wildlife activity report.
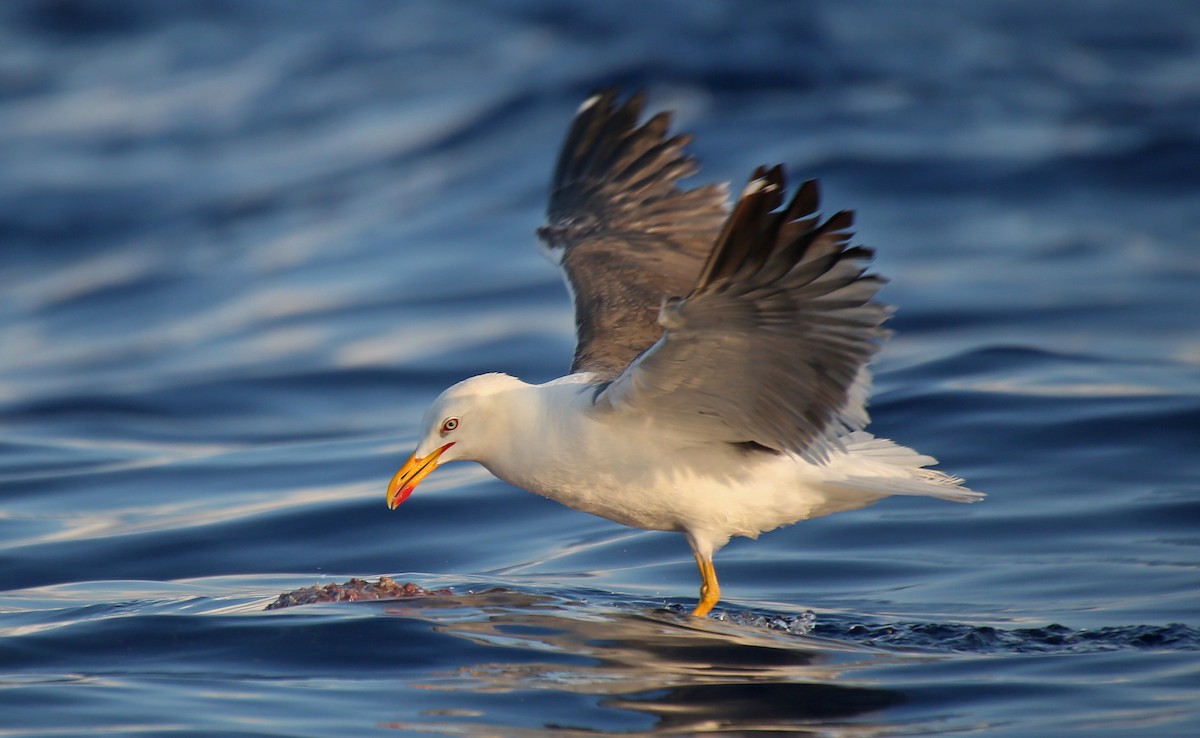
[1,1,1197,736]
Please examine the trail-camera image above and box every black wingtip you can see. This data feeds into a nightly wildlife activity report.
[695,165,789,290]
[692,166,878,295]
[545,88,726,254]
[549,88,659,207]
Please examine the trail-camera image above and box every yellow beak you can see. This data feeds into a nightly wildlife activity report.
[386,442,454,509]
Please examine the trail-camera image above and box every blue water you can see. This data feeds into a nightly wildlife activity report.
[2,1,1198,735]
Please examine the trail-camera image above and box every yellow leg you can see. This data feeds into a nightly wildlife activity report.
[690,550,721,617]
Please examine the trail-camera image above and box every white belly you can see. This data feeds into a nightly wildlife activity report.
[469,379,944,547]
[482,416,840,540]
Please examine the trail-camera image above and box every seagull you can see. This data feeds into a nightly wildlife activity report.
[386,90,982,617]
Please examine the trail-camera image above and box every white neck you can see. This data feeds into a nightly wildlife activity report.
[467,374,598,490]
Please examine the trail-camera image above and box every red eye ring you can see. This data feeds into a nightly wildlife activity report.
[440,417,459,433]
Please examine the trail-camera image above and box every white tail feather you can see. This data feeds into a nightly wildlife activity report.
[833,432,985,503]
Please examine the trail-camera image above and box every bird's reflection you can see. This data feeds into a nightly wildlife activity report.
[382,589,906,736]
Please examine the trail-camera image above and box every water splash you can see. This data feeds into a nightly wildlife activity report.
[667,601,1198,654]
[825,620,1200,654]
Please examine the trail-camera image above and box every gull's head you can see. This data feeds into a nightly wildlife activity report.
[386,373,522,509]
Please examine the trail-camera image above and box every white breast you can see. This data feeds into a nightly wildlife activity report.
[476,379,836,539]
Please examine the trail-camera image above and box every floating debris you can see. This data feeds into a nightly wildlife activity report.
[265,576,451,610]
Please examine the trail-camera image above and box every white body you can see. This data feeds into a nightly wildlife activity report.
[415,373,980,560]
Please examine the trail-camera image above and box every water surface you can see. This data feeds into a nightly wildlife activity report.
[1,1,1198,736]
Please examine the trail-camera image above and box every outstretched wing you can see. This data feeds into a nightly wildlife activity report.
[596,166,892,463]
[537,90,729,379]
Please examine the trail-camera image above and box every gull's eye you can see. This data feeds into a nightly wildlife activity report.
[440,417,459,434]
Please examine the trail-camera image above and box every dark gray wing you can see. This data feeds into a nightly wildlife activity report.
[537,90,729,379]
[596,166,892,463]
